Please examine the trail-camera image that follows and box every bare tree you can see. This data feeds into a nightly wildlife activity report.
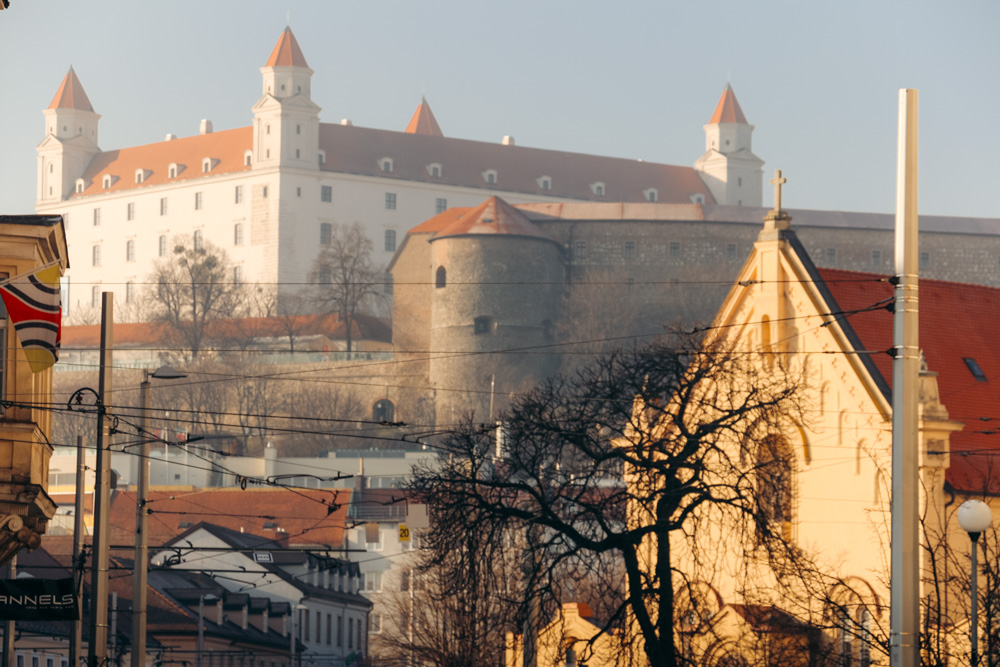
[147,235,244,360]
[308,222,383,353]
[409,333,803,667]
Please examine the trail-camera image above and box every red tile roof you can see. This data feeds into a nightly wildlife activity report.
[408,206,474,234]
[433,196,555,242]
[709,84,748,124]
[265,26,309,68]
[48,66,94,112]
[405,97,444,137]
[109,488,351,548]
[70,126,252,198]
[820,268,1000,494]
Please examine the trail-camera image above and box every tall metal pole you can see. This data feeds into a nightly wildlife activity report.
[890,88,919,667]
[2,556,15,667]
[89,293,114,667]
[971,533,982,667]
[71,435,86,667]
[197,595,205,667]
[131,377,151,667]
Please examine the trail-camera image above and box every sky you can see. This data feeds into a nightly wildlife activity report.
[1,0,997,219]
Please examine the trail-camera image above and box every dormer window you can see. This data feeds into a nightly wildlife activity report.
[483,169,498,185]
[102,175,111,189]
[244,150,253,167]
[537,176,552,191]
[690,193,706,204]
[379,158,393,173]
[318,150,326,166]
[167,163,184,179]
[426,163,442,178]
[202,158,211,173]
[135,169,146,184]
[591,182,606,197]
[644,188,658,203]
[75,179,86,194]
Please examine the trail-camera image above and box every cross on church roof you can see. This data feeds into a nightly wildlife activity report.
[770,169,787,213]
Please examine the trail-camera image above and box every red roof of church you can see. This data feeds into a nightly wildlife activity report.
[48,67,94,112]
[709,84,748,124]
[265,26,309,68]
[405,97,444,136]
[820,268,1000,494]
[432,196,555,242]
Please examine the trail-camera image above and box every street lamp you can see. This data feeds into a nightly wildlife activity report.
[132,366,187,667]
[958,498,993,667]
[290,604,307,667]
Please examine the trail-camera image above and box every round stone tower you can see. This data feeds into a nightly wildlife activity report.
[428,196,564,428]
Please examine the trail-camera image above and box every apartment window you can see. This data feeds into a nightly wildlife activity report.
[320,223,332,245]
[244,152,252,166]
[91,286,100,308]
[303,609,310,642]
[738,177,743,187]
[871,249,881,267]
[159,198,167,215]
[92,245,101,267]
[384,229,396,252]
[436,198,447,214]
[624,241,636,260]
[326,614,332,645]
[158,235,167,257]
[233,266,242,284]
[135,170,144,184]
[316,613,321,644]
[337,616,343,647]
[202,159,210,173]
[235,185,243,204]
[126,240,135,262]
[385,192,396,210]
[93,208,101,226]
[195,192,203,210]
[370,613,382,634]
[126,202,135,221]
[726,243,737,261]
[669,241,681,258]
[365,571,382,591]
[234,223,244,246]
[348,618,354,648]
[575,241,587,259]
[194,230,203,251]
[919,252,930,270]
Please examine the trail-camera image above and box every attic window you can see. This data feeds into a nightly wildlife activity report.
[318,150,326,166]
[483,170,498,185]
[202,158,212,173]
[691,194,706,204]
[75,179,85,194]
[244,150,252,167]
[380,158,393,173]
[102,175,112,189]
[168,165,176,178]
[538,176,552,191]
[644,188,658,203]
[135,169,145,184]
[426,163,442,178]
[178,521,192,529]
[964,358,988,382]
[591,182,605,197]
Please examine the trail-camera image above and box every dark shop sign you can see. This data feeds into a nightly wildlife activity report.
[0,578,77,621]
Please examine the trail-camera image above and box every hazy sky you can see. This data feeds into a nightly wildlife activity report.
[1,1,996,219]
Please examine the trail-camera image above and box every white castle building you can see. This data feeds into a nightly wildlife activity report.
[34,27,763,316]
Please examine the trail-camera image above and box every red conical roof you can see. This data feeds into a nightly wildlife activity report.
[405,97,443,137]
[433,196,553,242]
[48,67,94,112]
[265,26,309,68]
[709,84,748,124]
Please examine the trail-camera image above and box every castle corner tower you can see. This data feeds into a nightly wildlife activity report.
[37,67,101,204]
[694,84,764,206]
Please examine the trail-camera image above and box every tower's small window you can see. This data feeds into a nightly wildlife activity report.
[738,177,742,187]
[626,277,635,292]
[964,358,988,382]
[871,250,881,267]
[383,271,393,295]
[474,316,496,335]
[435,266,447,289]
[296,124,301,135]
[373,399,395,423]
[295,149,300,159]
[126,282,135,303]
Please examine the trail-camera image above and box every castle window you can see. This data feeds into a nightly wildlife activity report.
[297,187,302,197]
[738,177,742,187]
[92,245,101,267]
[234,223,244,246]
[318,265,332,287]
[436,198,448,214]
[49,164,53,173]
[233,266,243,284]
[262,186,268,198]
[726,243,737,261]
[825,248,837,263]
[160,198,168,216]
[435,266,447,289]
[574,241,587,259]
[318,150,326,166]
[126,240,135,262]
[93,208,101,226]
[538,176,552,191]
[383,271,393,295]
[385,193,396,210]
[193,230,203,251]
[76,179,85,194]
[296,124,301,135]
[384,229,396,252]
[474,316,496,335]
[195,192,203,210]
[235,185,243,204]
[266,124,270,135]
[380,158,393,173]
[91,286,100,308]
[102,175,112,189]
[427,163,442,178]
[295,149,300,159]
[373,399,395,424]
[127,202,135,221]
[244,151,252,166]
[919,252,930,270]
[669,242,681,258]
[624,241,636,261]
[321,186,332,203]
[158,235,167,257]
[644,188,658,203]
[871,250,881,267]
[626,277,635,292]
[320,223,332,245]
[126,282,135,303]
[591,182,606,196]
[483,169,498,185]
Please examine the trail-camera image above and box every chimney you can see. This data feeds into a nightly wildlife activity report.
[165,133,177,141]
[340,118,353,126]
[502,135,515,146]
[200,119,213,135]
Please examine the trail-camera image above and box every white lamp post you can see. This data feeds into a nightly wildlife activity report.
[132,366,187,667]
[957,499,993,667]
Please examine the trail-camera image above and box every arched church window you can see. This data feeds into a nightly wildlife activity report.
[757,435,793,533]
[435,266,446,289]
[373,399,395,424]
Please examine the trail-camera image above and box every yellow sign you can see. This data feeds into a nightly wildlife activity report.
[399,524,410,542]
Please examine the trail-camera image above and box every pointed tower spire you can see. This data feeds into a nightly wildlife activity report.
[709,84,748,124]
[48,66,94,112]
[405,97,444,137]
[265,26,309,68]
